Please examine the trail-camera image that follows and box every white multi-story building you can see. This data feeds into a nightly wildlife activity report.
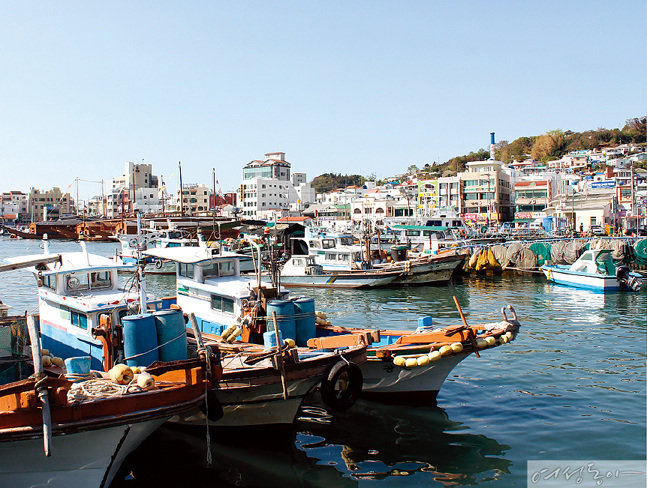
[107,162,160,217]
[241,152,311,219]
[1,191,28,221]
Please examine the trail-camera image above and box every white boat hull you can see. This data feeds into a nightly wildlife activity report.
[0,418,166,488]
[542,265,642,291]
[360,353,469,401]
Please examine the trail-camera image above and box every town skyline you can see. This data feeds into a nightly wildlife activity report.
[2,1,644,203]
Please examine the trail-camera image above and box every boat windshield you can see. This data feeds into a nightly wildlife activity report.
[594,252,615,275]
[65,271,112,293]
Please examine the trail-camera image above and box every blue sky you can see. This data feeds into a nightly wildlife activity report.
[1,1,645,202]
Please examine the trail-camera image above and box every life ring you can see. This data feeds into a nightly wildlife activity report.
[320,360,363,410]
[459,229,467,238]
[155,259,164,269]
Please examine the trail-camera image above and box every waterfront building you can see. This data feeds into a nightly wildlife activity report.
[241,152,310,219]
[1,191,28,223]
[458,160,514,224]
[437,176,462,214]
[107,162,160,218]
[174,183,210,215]
[27,187,73,222]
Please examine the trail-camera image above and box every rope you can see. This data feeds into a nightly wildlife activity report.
[66,377,150,404]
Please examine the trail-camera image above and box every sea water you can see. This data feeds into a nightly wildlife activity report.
[1,238,644,487]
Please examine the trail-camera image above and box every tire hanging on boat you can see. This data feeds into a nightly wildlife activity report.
[320,360,363,411]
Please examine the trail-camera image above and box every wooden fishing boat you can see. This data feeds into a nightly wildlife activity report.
[3,239,366,429]
[541,249,643,292]
[0,314,216,488]
[309,302,521,402]
[142,246,367,427]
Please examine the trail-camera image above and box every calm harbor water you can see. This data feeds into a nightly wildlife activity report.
[0,238,645,487]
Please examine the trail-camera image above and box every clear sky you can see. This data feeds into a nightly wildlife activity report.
[2,1,645,203]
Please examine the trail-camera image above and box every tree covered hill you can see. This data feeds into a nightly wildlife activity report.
[310,117,646,187]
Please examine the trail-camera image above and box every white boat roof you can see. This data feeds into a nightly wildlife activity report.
[143,246,249,264]
[5,251,134,275]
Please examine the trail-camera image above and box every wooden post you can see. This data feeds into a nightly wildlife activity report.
[452,295,479,358]
[27,315,52,456]
[272,311,288,400]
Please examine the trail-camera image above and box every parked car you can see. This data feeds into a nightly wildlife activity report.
[590,225,606,236]
[626,227,647,237]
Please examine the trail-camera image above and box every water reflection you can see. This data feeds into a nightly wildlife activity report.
[295,399,511,486]
[115,399,511,488]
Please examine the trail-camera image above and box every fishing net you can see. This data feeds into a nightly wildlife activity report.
[505,242,524,267]
[528,242,552,266]
[491,244,509,268]
[515,247,538,270]
[634,239,647,268]
[550,241,568,264]
[564,240,587,264]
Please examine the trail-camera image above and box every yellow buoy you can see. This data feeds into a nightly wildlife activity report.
[51,356,64,368]
[405,357,418,368]
[393,356,406,367]
[485,336,497,347]
[505,331,514,341]
[284,338,296,347]
[109,364,134,385]
[40,349,50,357]
[476,338,488,349]
[130,366,142,375]
[417,355,430,366]
[439,345,452,356]
[136,372,155,390]
[451,342,463,353]
[428,351,441,361]
[41,355,52,367]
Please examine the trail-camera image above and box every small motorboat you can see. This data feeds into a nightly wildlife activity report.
[541,249,643,292]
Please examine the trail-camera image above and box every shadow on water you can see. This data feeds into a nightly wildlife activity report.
[115,400,511,488]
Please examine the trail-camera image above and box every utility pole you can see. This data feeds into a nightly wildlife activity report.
[212,167,216,213]
[131,163,136,216]
[75,177,79,216]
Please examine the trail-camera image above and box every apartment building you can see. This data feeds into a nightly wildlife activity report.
[459,160,513,223]
[28,187,73,221]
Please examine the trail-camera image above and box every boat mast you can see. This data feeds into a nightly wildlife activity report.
[136,212,147,313]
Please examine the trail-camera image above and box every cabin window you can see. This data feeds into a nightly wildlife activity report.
[405,230,421,237]
[71,311,88,330]
[66,272,90,292]
[179,263,195,278]
[42,275,56,290]
[90,271,111,289]
[579,254,593,261]
[322,239,335,249]
[201,262,219,278]
[219,261,235,276]
[293,258,303,266]
[210,295,235,314]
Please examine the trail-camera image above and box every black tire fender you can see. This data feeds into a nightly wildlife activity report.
[155,259,164,269]
[320,360,363,411]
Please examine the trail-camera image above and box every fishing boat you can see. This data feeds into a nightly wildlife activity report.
[309,302,521,402]
[142,245,367,427]
[115,226,200,275]
[294,235,465,285]
[257,254,403,289]
[541,249,643,292]
[0,311,215,488]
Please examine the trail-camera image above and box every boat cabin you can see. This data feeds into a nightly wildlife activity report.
[569,249,616,275]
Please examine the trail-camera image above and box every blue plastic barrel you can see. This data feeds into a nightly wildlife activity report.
[263,330,280,349]
[122,313,159,367]
[417,316,433,332]
[293,297,316,346]
[266,300,296,343]
[153,310,188,362]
